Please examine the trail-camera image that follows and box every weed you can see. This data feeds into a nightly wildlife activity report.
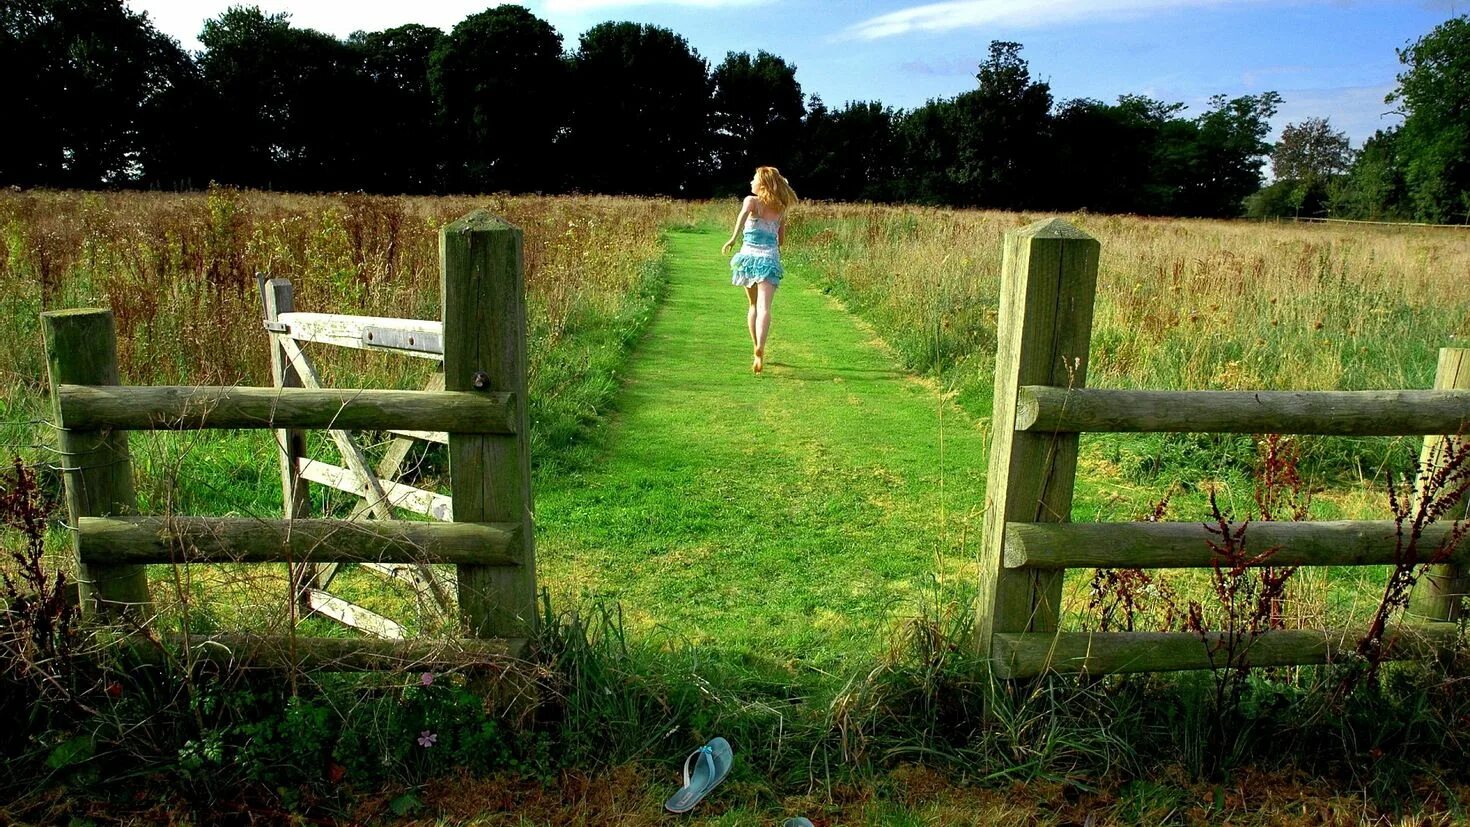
[1352,432,1470,684]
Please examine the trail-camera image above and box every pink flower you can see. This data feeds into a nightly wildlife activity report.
[417,731,437,749]
[419,672,434,687]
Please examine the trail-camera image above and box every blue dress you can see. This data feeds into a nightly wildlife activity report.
[730,213,783,287]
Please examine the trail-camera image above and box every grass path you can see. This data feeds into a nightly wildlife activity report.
[536,226,989,671]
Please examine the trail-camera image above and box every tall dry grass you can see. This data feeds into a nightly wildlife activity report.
[0,188,697,396]
[787,204,1470,398]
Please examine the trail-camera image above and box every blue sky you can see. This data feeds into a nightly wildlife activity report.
[130,0,1465,146]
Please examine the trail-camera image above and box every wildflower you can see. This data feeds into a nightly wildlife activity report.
[419,672,434,687]
[418,731,437,749]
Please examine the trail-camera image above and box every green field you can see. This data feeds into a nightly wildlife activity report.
[5,192,1470,823]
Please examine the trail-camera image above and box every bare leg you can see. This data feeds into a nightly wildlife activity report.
[744,284,758,346]
[753,280,776,374]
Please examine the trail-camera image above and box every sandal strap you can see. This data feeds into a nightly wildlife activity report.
[681,745,715,788]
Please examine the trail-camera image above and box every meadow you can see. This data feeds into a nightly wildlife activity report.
[4,189,1470,822]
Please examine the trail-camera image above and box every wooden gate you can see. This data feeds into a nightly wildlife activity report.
[42,211,536,669]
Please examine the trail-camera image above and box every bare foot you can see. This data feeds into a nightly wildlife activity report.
[753,349,764,374]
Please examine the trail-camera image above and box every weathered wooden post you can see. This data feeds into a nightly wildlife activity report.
[1407,347,1469,624]
[41,309,151,619]
[260,277,316,598]
[974,219,1100,662]
[441,212,537,639]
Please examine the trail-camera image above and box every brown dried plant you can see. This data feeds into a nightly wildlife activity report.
[1087,492,1179,632]
[1351,432,1470,686]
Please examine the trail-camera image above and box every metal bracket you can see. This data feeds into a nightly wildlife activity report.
[362,326,443,355]
[262,320,289,334]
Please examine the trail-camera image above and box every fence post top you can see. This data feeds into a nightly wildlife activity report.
[443,211,521,235]
[41,308,112,320]
[1010,217,1095,241]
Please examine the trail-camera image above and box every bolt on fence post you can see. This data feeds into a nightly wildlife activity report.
[41,308,151,620]
[441,212,538,640]
[974,219,1100,668]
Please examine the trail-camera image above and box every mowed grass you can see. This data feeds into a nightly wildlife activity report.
[535,225,988,671]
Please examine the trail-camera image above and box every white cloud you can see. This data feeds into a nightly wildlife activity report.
[841,0,1272,41]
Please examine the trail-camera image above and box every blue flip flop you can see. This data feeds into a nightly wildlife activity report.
[782,819,815,827]
[663,737,733,813]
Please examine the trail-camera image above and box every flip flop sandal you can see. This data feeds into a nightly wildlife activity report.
[663,737,733,813]
[782,819,815,827]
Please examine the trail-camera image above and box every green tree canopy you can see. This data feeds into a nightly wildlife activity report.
[1048,95,1185,213]
[567,22,713,195]
[950,41,1053,207]
[429,6,565,193]
[1,0,193,186]
[1330,129,1410,220]
[351,24,444,192]
[711,51,804,188]
[1389,14,1470,223]
[1175,92,1282,217]
[1271,116,1354,184]
[799,97,903,202]
[199,6,369,190]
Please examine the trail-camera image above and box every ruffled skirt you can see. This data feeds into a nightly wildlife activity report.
[730,251,783,287]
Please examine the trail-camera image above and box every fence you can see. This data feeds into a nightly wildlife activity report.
[977,218,1470,678]
[42,211,537,669]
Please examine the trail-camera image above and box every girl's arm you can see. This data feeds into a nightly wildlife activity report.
[722,197,755,254]
[777,218,785,248]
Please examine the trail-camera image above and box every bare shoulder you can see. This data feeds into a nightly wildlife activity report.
[741,195,759,209]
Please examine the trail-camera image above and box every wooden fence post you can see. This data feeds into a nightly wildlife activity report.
[1407,347,1469,624]
[974,219,1100,661]
[261,278,316,599]
[41,309,150,619]
[441,212,537,639]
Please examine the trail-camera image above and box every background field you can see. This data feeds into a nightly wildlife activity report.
[3,190,1469,648]
[5,190,1470,822]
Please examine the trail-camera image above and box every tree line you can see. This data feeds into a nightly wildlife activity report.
[4,2,1467,221]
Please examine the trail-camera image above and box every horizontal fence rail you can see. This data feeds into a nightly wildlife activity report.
[77,516,519,566]
[1004,520,1459,569]
[132,634,525,671]
[1016,386,1470,435]
[298,461,454,522]
[275,312,444,359]
[56,385,514,433]
[993,623,1460,679]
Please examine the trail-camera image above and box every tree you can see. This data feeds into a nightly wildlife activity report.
[1175,92,1282,217]
[351,24,443,193]
[798,97,902,202]
[566,22,713,195]
[1,0,195,187]
[948,41,1053,207]
[1271,117,1354,183]
[429,6,565,193]
[1388,15,1470,223]
[1330,128,1411,220]
[710,51,804,188]
[198,7,369,190]
[1256,116,1355,217]
[1048,95,1185,213]
[896,97,966,204]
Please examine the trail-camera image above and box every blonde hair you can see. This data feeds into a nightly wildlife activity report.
[753,166,797,213]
